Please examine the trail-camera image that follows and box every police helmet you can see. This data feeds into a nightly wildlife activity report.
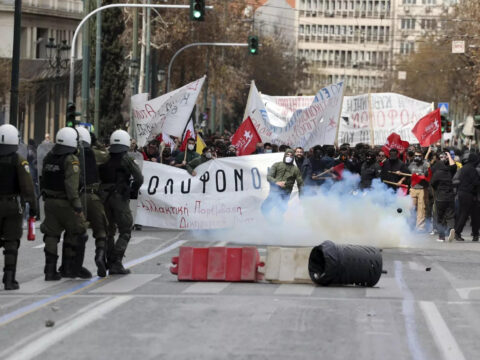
[76,126,91,146]
[0,124,19,155]
[55,127,78,149]
[109,130,130,153]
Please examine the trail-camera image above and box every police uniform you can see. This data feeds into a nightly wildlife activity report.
[99,151,143,274]
[0,153,37,290]
[40,147,88,280]
[80,145,109,277]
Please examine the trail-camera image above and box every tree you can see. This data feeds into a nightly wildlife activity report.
[91,0,128,140]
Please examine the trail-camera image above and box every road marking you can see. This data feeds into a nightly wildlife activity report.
[408,261,426,271]
[182,282,230,294]
[0,237,185,327]
[455,287,480,300]
[274,284,314,296]
[15,276,69,294]
[395,261,427,360]
[5,296,133,360]
[366,277,403,298]
[89,274,161,293]
[419,301,466,360]
[33,243,45,249]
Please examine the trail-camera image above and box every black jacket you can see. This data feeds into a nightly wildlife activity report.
[431,161,457,202]
[457,154,480,196]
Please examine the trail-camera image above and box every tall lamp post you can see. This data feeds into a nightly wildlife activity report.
[46,38,71,76]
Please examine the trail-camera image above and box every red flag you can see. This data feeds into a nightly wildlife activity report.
[179,119,195,152]
[231,117,262,156]
[411,168,432,188]
[332,162,344,180]
[382,132,409,158]
[411,108,441,147]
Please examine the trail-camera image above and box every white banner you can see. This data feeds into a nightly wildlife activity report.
[244,81,345,148]
[136,153,285,229]
[338,93,432,146]
[131,76,205,147]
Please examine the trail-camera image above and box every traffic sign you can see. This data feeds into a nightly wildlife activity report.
[438,102,449,115]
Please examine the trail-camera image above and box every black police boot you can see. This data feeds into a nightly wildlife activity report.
[44,256,62,281]
[108,251,130,275]
[95,248,107,278]
[74,234,92,279]
[3,270,19,290]
[60,256,77,278]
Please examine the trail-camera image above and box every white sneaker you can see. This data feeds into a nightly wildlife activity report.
[430,230,437,236]
[436,238,445,242]
[447,229,455,242]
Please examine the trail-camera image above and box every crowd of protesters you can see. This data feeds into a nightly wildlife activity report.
[133,131,480,243]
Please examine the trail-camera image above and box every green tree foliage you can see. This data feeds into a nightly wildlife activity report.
[90,0,128,140]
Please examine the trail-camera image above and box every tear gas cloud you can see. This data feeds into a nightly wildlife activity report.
[197,172,421,249]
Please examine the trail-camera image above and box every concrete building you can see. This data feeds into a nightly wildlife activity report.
[254,0,297,44]
[295,0,456,95]
[0,0,83,143]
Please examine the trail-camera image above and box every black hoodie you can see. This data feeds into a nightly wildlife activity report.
[457,153,480,195]
[430,161,457,202]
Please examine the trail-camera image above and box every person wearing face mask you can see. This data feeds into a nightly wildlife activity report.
[359,150,382,189]
[174,138,199,169]
[408,150,431,231]
[186,147,215,176]
[380,148,410,190]
[431,151,457,242]
[263,143,273,154]
[262,149,304,218]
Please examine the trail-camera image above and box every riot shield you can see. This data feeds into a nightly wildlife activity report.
[36,142,54,176]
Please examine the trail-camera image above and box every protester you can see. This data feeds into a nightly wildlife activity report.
[408,149,430,232]
[294,147,312,185]
[380,149,410,190]
[359,150,382,189]
[262,149,304,219]
[454,153,480,241]
[175,138,199,168]
[186,146,215,176]
[430,151,457,242]
[142,140,160,162]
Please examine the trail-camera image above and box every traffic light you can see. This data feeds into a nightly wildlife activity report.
[248,35,259,55]
[440,115,446,133]
[446,119,452,133]
[66,102,76,127]
[190,0,205,21]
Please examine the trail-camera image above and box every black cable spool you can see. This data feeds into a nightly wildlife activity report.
[308,240,383,287]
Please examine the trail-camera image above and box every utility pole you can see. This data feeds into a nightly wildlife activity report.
[132,3,139,94]
[94,0,102,135]
[81,0,90,124]
[138,5,146,93]
[9,0,22,128]
[145,0,151,95]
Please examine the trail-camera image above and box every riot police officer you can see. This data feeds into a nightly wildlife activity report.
[40,127,89,280]
[75,126,109,277]
[99,130,143,275]
[0,124,37,290]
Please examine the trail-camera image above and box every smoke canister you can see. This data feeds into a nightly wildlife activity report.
[308,240,383,287]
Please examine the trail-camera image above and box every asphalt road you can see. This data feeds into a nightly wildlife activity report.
[1,227,480,360]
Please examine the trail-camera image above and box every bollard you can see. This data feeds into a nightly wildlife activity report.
[308,240,383,287]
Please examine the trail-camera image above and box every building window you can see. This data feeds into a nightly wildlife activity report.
[400,42,415,54]
[401,18,416,30]
[403,0,416,4]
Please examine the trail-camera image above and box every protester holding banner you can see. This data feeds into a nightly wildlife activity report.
[186,147,215,176]
[142,140,160,162]
[408,150,431,231]
[262,149,304,219]
[174,138,199,169]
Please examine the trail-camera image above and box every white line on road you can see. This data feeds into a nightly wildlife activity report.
[419,301,466,360]
[89,274,161,293]
[182,282,230,294]
[4,296,133,360]
[274,284,314,296]
[214,241,228,247]
[33,244,45,249]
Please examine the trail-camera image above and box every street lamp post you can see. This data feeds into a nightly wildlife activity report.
[46,38,71,76]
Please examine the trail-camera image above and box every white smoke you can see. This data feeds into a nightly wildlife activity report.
[197,171,422,249]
